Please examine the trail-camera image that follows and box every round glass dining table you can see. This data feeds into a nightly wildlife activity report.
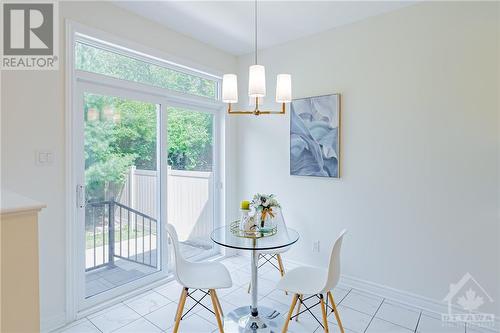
[211,224,299,332]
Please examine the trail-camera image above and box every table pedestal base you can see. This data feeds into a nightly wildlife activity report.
[224,306,283,333]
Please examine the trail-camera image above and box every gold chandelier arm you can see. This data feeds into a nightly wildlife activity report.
[227,103,286,115]
[227,97,287,115]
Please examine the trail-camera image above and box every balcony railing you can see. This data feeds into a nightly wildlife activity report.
[85,168,214,272]
[85,200,157,271]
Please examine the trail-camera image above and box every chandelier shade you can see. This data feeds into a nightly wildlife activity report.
[276,74,292,103]
[222,74,238,103]
[248,65,266,97]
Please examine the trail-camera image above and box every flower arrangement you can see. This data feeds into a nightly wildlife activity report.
[251,193,280,227]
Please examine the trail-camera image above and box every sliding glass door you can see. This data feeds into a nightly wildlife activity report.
[166,106,218,260]
[75,82,168,309]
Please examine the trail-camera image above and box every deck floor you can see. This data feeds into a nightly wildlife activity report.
[85,242,208,297]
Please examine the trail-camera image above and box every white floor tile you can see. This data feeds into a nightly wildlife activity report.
[144,302,180,331]
[266,289,295,306]
[222,287,256,307]
[229,269,253,287]
[165,313,217,333]
[216,283,241,297]
[57,319,101,333]
[329,305,372,333]
[195,297,236,325]
[123,291,171,316]
[253,277,279,298]
[87,303,124,319]
[341,290,383,316]
[375,301,421,330]
[113,317,162,333]
[259,297,290,319]
[286,311,321,333]
[88,304,141,333]
[332,287,351,303]
[366,318,414,333]
[416,314,466,333]
[154,280,185,302]
[260,272,282,283]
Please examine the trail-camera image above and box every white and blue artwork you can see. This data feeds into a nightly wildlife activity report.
[290,94,340,178]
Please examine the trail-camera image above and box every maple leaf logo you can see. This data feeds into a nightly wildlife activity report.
[456,289,484,311]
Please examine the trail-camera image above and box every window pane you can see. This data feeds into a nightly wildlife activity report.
[167,107,213,172]
[75,42,217,99]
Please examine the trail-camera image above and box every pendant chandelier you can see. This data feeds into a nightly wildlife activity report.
[222,0,292,115]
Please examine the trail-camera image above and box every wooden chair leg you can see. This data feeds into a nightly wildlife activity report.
[210,289,224,333]
[320,294,329,333]
[276,254,285,277]
[212,289,224,317]
[328,291,345,333]
[173,288,188,333]
[276,254,288,295]
[295,294,303,321]
[282,294,299,333]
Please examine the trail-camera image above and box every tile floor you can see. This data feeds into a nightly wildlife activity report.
[59,255,476,333]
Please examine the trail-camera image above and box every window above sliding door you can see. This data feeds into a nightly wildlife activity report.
[74,35,220,100]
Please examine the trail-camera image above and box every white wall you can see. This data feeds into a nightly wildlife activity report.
[0,2,236,330]
[234,2,500,315]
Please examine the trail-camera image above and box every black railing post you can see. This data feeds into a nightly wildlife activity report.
[108,200,115,266]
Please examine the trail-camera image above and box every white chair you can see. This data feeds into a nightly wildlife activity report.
[166,224,232,333]
[277,229,347,333]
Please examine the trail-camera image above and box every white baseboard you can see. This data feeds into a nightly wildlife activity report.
[340,274,499,333]
[40,312,66,333]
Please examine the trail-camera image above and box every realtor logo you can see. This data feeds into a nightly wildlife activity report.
[442,273,495,328]
[1,1,58,69]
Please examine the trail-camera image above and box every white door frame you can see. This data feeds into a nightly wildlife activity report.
[65,21,225,322]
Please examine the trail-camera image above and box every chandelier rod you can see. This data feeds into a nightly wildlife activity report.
[254,0,258,65]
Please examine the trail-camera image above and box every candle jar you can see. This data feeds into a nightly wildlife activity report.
[239,209,252,231]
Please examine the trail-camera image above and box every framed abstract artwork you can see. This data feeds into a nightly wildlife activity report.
[290,94,341,178]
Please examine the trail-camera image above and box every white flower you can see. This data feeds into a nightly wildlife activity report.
[250,193,280,210]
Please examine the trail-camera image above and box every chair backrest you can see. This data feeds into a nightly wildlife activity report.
[166,224,187,283]
[322,229,347,293]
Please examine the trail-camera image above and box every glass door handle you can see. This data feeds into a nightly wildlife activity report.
[77,184,85,208]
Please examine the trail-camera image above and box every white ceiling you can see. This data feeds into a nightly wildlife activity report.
[115,1,414,56]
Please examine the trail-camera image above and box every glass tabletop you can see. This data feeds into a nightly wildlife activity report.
[211,223,299,251]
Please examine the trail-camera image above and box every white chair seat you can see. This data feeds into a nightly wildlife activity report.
[178,261,232,290]
[276,266,328,295]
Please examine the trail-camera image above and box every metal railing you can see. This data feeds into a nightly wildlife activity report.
[85,200,158,271]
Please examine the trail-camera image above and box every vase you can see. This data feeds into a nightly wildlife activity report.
[259,213,276,231]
